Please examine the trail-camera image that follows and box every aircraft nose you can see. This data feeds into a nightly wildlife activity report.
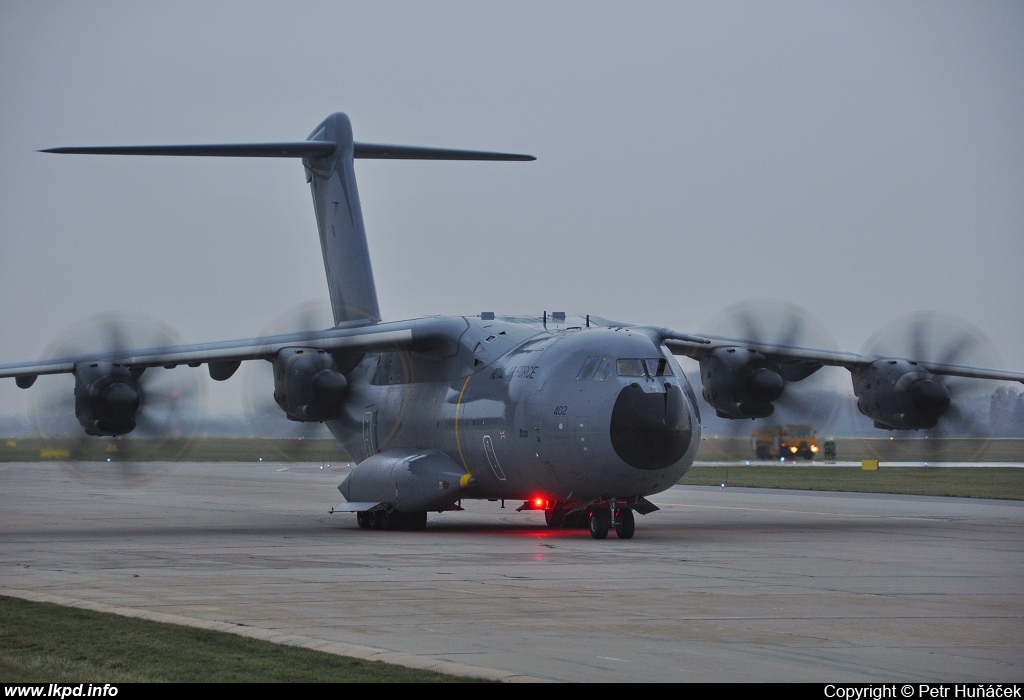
[610,382,692,470]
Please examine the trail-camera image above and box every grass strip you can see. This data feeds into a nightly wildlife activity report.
[679,466,1024,500]
[0,595,488,683]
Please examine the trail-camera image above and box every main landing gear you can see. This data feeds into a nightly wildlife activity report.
[589,507,634,540]
[356,509,427,531]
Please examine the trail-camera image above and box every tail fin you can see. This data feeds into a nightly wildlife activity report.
[43,112,535,327]
[303,114,380,326]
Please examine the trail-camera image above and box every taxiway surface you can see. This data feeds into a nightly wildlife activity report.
[1,461,1021,682]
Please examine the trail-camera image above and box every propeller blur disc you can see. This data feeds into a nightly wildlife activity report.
[861,311,1005,461]
[240,299,336,460]
[30,312,207,487]
[699,299,844,441]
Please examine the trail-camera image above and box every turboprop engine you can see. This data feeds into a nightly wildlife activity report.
[73,362,142,436]
[852,360,951,430]
[272,348,349,422]
[699,346,785,419]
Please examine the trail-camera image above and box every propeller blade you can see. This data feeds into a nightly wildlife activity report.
[863,311,1007,463]
[699,299,842,455]
[240,299,337,459]
[30,312,207,487]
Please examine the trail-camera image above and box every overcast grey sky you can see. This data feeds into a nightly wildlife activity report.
[1,1,1022,415]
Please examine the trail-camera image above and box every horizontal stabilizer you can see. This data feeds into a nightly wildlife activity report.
[42,142,534,161]
[40,142,337,158]
[40,111,535,328]
[353,143,535,161]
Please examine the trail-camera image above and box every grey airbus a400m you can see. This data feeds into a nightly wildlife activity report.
[3,112,1023,540]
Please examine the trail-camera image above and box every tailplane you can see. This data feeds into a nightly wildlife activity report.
[42,112,535,326]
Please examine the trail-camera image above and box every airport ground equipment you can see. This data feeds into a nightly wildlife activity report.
[751,425,820,460]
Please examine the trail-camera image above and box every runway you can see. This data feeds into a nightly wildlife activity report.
[1,461,1021,682]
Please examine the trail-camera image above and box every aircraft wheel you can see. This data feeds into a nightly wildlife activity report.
[371,510,387,530]
[381,510,403,531]
[405,511,428,531]
[589,510,610,540]
[356,511,373,529]
[544,507,564,527]
[614,509,635,539]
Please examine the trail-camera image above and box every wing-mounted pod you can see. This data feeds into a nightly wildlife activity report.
[851,360,950,430]
[272,348,349,422]
[699,347,785,419]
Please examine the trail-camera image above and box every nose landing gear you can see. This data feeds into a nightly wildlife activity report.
[588,505,635,540]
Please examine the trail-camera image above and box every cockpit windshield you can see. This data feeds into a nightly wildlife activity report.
[616,358,646,377]
[577,356,674,380]
[645,358,673,377]
[594,357,614,380]
[576,356,600,381]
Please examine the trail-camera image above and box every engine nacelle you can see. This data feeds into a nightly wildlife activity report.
[73,362,141,436]
[273,348,348,422]
[852,360,951,430]
[699,347,785,419]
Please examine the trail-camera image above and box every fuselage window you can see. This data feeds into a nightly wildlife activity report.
[616,358,646,377]
[576,356,600,381]
[593,357,614,380]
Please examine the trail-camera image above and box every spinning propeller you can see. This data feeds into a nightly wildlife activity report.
[30,312,206,487]
[240,300,337,460]
[699,299,844,439]
[859,311,1004,462]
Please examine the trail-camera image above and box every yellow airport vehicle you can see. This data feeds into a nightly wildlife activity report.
[751,425,820,460]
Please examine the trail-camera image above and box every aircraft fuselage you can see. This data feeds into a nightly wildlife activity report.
[327,315,701,505]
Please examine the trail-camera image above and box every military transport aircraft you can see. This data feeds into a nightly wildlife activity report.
[2,112,1022,539]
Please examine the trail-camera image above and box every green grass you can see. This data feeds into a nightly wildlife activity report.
[6,436,1022,465]
[0,438,350,464]
[695,437,1024,463]
[679,466,1024,500]
[0,596,488,683]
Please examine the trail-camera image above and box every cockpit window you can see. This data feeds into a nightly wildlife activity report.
[593,357,614,380]
[616,358,646,377]
[645,358,673,377]
[603,357,676,379]
[576,356,600,381]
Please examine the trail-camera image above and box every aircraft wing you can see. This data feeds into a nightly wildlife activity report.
[659,330,1024,384]
[0,316,465,384]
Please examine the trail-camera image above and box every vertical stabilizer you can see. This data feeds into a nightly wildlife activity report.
[303,113,381,326]
[42,112,534,329]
